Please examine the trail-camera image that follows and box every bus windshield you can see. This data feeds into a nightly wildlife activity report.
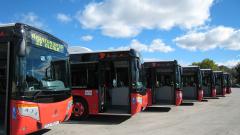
[24,46,70,91]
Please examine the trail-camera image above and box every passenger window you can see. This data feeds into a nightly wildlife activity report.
[71,63,98,89]
[156,72,173,87]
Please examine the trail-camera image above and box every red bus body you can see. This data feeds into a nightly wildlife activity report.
[70,49,148,118]
[0,23,73,135]
[10,97,72,135]
[143,60,183,107]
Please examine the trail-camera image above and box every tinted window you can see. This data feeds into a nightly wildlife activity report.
[71,63,98,89]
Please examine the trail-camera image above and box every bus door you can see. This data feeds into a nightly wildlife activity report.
[146,68,156,104]
[215,75,222,95]
[0,42,10,135]
[99,60,130,114]
[98,61,108,112]
[155,69,175,105]
[203,75,211,97]
[182,75,197,100]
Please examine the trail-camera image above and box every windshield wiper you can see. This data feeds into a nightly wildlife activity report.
[32,90,46,100]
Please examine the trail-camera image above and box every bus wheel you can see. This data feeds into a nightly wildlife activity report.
[73,98,88,120]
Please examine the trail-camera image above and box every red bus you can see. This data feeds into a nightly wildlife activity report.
[70,49,148,119]
[182,66,203,101]
[0,23,73,135]
[213,71,226,96]
[144,60,183,106]
[201,69,217,97]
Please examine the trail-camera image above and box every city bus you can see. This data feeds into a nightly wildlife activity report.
[201,69,216,97]
[213,71,226,96]
[182,66,203,101]
[70,49,149,119]
[144,60,183,106]
[224,73,232,94]
[0,23,73,135]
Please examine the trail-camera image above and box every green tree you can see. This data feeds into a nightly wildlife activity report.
[218,65,231,73]
[192,58,219,70]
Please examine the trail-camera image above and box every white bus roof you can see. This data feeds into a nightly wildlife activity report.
[0,23,16,28]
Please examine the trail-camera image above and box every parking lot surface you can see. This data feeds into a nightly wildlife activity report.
[33,88,240,135]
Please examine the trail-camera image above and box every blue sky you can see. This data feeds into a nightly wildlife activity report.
[0,0,240,67]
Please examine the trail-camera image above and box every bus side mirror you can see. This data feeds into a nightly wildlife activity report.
[18,38,26,56]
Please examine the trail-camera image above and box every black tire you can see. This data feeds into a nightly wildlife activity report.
[72,97,89,120]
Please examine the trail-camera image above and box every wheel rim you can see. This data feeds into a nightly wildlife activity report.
[73,102,85,117]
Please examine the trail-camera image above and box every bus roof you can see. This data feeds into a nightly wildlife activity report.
[200,69,212,71]
[182,66,199,68]
[70,48,141,63]
[143,60,179,68]
[70,48,140,58]
[144,60,178,64]
[182,66,200,73]
[70,48,138,55]
[213,71,223,73]
[0,23,16,27]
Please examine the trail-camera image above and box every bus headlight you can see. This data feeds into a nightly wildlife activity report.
[18,104,40,121]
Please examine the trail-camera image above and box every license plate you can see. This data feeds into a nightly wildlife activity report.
[44,121,60,128]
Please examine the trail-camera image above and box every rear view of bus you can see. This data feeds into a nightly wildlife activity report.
[144,60,183,106]
[182,66,203,101]
[201,69,216,97]
[0,23,72,135]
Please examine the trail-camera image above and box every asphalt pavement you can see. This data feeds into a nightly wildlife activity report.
[32,88,240,135]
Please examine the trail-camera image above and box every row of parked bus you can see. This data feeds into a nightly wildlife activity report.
[70,50,232,119]
[0,23,232,135]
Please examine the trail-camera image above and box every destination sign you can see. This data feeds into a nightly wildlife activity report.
[30,31,65,53]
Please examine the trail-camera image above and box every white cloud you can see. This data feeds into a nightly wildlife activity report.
[57,13,72,23]
[68,46,92,54]
[20,12,45,29]
[217,59,240,67]
[81,35,93,41]
[174,26,240,51]
[76,0,214,38]
[109,39,174,53]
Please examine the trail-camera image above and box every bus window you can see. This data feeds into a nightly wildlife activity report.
[182,76,196,87]
[0,43,7,133]
[71,64,87,88]
[71,63,98,89]
[156,73,174,87]
[113,61,129,87]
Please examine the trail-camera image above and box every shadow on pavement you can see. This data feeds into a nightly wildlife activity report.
[65,115,131,125]
[28,129,51,135]
[143,107,171,113]
[204,97,220,99]
[181,102,194,106]
[217,95,226,97]
[201,99,208,102]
